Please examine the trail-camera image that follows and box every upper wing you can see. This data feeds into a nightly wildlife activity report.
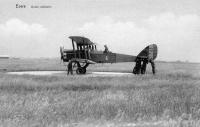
[69,36,94,45]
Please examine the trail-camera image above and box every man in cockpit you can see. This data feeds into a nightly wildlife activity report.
[104,45,109,53]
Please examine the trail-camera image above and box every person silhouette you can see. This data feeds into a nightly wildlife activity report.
[103,45,109,53]
[67,60,73,75]
[133,58,142,74]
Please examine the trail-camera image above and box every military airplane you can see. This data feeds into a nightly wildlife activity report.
[60,36,158,74]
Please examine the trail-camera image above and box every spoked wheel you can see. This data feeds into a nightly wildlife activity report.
[76,67,86,74]
[69,60,89,74]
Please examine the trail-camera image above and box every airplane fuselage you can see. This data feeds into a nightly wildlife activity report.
[62,49,137,63]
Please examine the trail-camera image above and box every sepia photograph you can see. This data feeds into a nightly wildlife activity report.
[0,0,200,126]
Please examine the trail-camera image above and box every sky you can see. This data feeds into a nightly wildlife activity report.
[0,0,200,62]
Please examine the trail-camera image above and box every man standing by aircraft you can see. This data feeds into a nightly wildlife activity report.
[141,59,148,74]
[133,58,156,75]
[67,60,73,75]
[149,60,155,74]
[133,58,142,74]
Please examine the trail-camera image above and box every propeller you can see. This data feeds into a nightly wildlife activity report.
[60,46,64,63]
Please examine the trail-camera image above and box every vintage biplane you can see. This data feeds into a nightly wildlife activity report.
[60,36,158,74]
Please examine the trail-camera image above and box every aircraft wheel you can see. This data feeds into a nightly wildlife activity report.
[76,67,86,74]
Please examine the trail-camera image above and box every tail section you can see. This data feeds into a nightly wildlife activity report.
[137,44,158,60]
[133,44,158,75]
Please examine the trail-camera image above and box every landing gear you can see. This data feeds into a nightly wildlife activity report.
[67,60,89,75]
[76,67,86,74]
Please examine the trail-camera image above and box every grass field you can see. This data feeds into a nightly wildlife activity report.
[0,58,200,127]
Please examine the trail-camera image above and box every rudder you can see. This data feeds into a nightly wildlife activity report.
[137,44,158,60]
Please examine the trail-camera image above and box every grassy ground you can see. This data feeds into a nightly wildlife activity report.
[0,58,200,126]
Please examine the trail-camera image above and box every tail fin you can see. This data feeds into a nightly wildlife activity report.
[137,44,158,61]
[133,44,158,74]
